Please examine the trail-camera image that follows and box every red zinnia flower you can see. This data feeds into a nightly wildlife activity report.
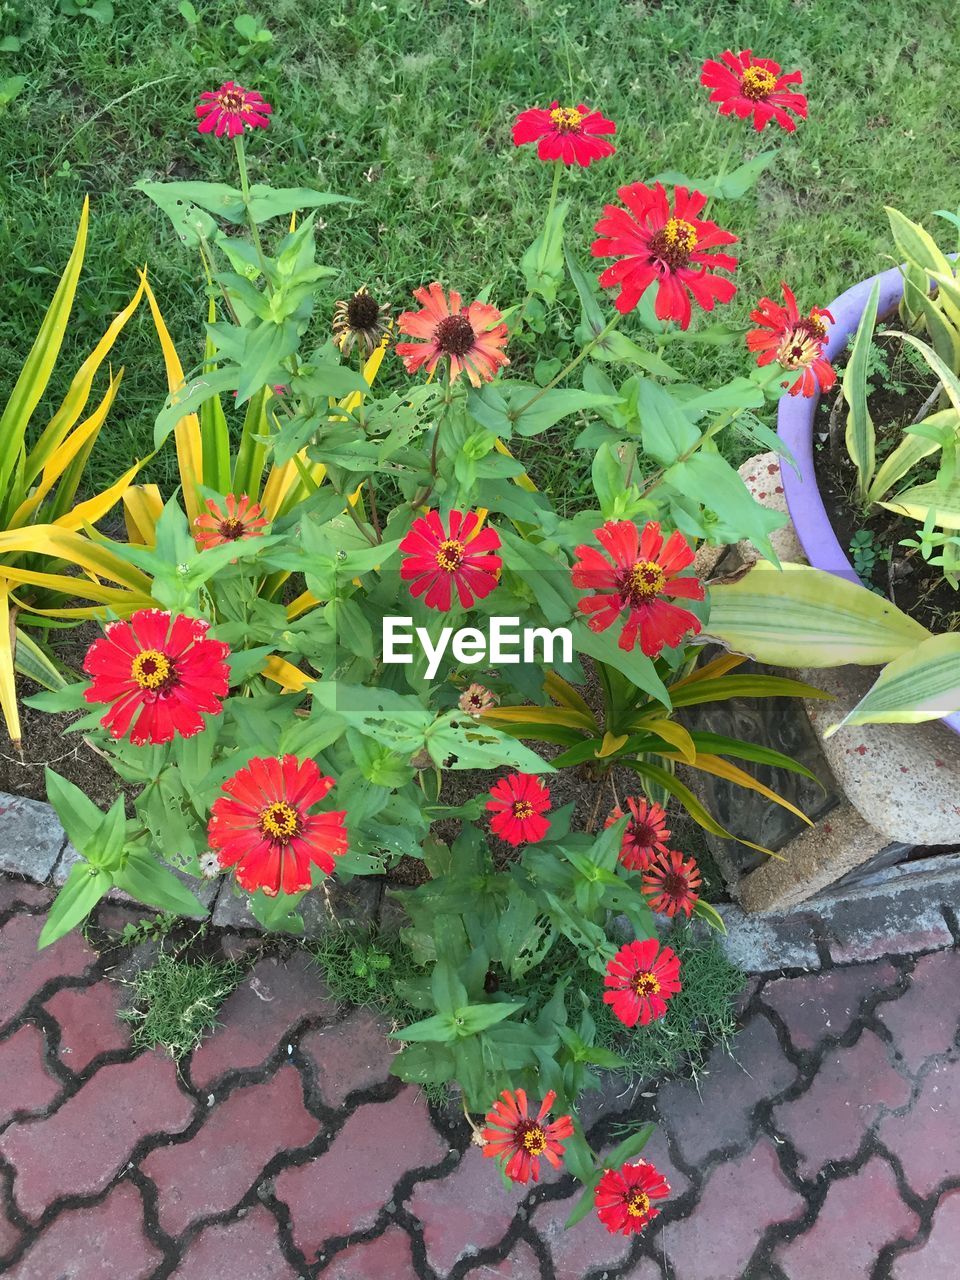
[595,1160,670,1236]
[592,183,738,328]
[605,796,671,871]
[208,755,348,897]
[642,849,702,918]
[487,773,551,846]
[571,520,704,657]
[396,283,509,387]
[194,494,270,551]
[195,82,272,138]
[603,938,682,1028]
[747,283,836,397]
[512,101,616,167]
[459,683,498,718]
[481,1088,574,1184]
[399,509,501,611]
[83,609,230,746]
[700,50,807,134]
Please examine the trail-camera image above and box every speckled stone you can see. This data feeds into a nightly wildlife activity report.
[738,452,805,563]
[802,665,960,845]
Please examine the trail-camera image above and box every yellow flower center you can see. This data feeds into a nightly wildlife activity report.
[512,800,535,820]
[662,218,698,254]
[219,89,246,112]
[632,971,661,998]
[627,560,667,603]
[130,650,172,691]
[626,1189,651,1217]
[740,65,777,100]
[436,539,466,572]
[521,1124,547,1155]
[259,801,300,843]
[549,106,584,132]
[805,312,828,341]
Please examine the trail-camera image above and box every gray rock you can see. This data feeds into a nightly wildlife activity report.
[211,875,380,937]
[0,795,68,881]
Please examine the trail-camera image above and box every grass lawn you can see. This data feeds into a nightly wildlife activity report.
[2,0,959,499]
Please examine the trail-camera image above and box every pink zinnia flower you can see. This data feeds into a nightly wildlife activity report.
[195,82,272,138]
[700,50,807,133]
[399,510,501,611]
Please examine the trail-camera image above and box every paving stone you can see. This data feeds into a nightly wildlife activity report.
[877,949,960,1073]
[6,1180,162,1279]
[823,884,954,964]
[318,1225,419,1278]
[532,1186,634,1279]
[712,904,821,972]
[0,1197,21,1256]
[212,877,379,936]
[878,1057,960,1197]
[657,1014,797,1166]
[890,1187,960,1279]
[0,911,96,1030]
[772,1028,912,1179]
[299,1009,394,1109]
[408,1146,530,1275]
[0,796,67,881]
[469,1240,548,1278]
[662,1138,805,1280]
[761,960,897,1051]
[275,1088,448,1260]
[0,1023,61,1127]
[189,952,337,1090]
[0,877,51,913]
[773,1155,919,1279]
[142,1064,320,1238]
[43,980,131,1071]
[0,1054,195,1221]
[170,1204,301,1279]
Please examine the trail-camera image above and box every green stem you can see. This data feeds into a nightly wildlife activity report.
[511,160,564,337]
[511,314,620,422]
[703,131,737,220]
[234,133,272,288]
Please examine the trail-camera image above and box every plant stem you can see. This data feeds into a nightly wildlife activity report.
[703,131,737,220]
[511,314,620,422]
[233,134,272,288]
[511,159,564,337]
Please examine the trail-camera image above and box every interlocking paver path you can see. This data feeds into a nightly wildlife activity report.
[1,876,958,1278]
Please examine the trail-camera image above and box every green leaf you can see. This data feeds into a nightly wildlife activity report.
[44,767,105,855]
[38,863,112,948]
[511,388,619,438]
[521,198,569,303]
[880,475,960,527]
[693,898,727,933]
[704,562,930,666]
[389,1012,459,1043]
[608,1122,656,1167]
[842,280,880,499]
[455,1001,526,1034]
[636,379,700,465]
[113,852,208,917]
[832,632,960,729]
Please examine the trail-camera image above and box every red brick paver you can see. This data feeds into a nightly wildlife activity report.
[6,1181,162,1279]
[275,1087,448,1260]
[0,1024,61,1126]
[772,1028,912,1178]
[0,1054,195,1221]
[189,952,337,1089]
[170,1204,300,1280]
[773,1155,919,1278]
[1,876,958,1279]
[142,1064,319,1237]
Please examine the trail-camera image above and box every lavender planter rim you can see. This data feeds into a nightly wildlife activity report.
[777,263,960,736]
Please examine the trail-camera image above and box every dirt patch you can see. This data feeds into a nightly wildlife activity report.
[814,329,959,633]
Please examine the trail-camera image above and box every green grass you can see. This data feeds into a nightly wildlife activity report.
[308,919,745,1087]
[118,949,244,1059]
[2,0,960,500]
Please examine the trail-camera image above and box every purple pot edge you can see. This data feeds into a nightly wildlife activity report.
[776,264,960,736]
